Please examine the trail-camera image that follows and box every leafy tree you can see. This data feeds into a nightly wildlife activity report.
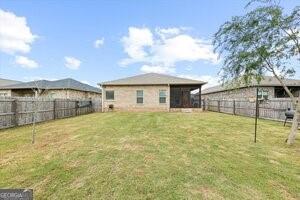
[213,0,300,144]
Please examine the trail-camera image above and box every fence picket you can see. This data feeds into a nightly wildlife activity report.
[0,97,100,129]
[203,99,292,121]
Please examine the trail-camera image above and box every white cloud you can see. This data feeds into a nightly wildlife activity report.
[15,56,39,69]
[94,38,104,48]
[64,56,81,70]
[140,65,175,74]
[120,27,219,72]
[179,74,220,89]
[152,35,219,66]
[155,27,182,39]
[0,9,37,54]
[120,27,153,64]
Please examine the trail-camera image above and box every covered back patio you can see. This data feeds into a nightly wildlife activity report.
[170,84,202,109]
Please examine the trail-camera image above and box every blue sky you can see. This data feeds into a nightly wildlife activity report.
[0,0,298,88]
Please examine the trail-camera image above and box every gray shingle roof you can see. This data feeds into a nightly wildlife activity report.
[101,73,206,86]
[202,76,300,95]
[1,78,101,93]
[0,78,22,87]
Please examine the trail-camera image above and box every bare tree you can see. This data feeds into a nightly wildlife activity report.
[31,80,49,144]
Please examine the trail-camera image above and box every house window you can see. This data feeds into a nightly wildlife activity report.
[257,89,269,100]
[136,90,143,104]
[106,90,114,100]
[0,92,7,97]
[275,87,300,98]
[159,90,167,103]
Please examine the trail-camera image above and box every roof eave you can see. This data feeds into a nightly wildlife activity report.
[101,83,170,86]
[0,87,102,94]
[202,84,300,95]
[169,82,207,85]
[101,82,206,86]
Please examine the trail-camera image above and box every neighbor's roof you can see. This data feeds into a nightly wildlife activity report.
[202,76,300,95]
[1,78,101,94]
[0,78,22,87]
[101,73,206,86]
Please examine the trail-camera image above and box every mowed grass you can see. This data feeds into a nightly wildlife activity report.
[0,112,299,199]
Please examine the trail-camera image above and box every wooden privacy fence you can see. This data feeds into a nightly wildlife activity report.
[0,97,98,129]
[203,99,293,121]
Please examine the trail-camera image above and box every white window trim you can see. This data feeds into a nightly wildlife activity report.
[159,90,167,104]
[136,90,144,104]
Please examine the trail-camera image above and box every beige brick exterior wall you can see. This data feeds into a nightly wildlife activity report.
[0,90,11,97]
[42,89,101,100]
[0,89,101,100]
[202,86,275,100]
[11,89,33,97]
[102,85,170,112]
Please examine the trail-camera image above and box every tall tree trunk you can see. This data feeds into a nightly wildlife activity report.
[287,100,299,145]
[270,72,298,144]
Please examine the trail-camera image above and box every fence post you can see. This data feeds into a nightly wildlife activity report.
[75,100,79,116]
[11,99,18,126]
[207,99,210,110]
[203,99,205,111]
[53,99,56,120]
[89,100,93,113]
[218,100,220,112]
[65,99,68,117]
[233,100,236,115]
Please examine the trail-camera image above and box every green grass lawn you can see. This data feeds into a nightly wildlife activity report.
[0,112,299,199]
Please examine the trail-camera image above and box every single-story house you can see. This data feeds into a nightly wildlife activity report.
[0,78,102,99]
[202,76,300,101]
[0,78,22,96]
[100,73,206,112]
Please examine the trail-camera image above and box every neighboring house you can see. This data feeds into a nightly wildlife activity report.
[202,76,300,101]
[0,78,101,99]
[100,73,206,112]
[0,78,22,97]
